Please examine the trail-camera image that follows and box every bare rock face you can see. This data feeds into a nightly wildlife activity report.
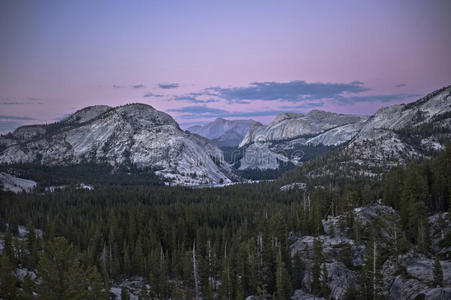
[290,203,451,300]
[345,85,451,168]
[0,104,232,185]
[237,110,367,170]
[389,276,451,300]
[399,253,451,286]
[325,262,358,300]
[240,110,367,147]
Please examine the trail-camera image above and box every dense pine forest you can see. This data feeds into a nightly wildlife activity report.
[0,145,450,299]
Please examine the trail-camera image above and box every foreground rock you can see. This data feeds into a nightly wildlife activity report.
[290,204,451,299]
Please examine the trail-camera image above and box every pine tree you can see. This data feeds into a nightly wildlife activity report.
[291,252,304,290]
[138,284,150,300]
[0,254,20,300]
[320,263,330,298]
[21,273,35,300]
[275,247,292,300]
[359,231,383,300]
[86,266,109,300]
[433,256,444,287]
[120,286,130,300]
[25,222,39,269]
[3,230,15,264]
[310,238,322,296]
[37,237,89,300]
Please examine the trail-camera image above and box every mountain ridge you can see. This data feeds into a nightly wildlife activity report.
[0,103,232,185]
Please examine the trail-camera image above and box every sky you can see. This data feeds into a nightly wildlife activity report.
[1,0,451,132]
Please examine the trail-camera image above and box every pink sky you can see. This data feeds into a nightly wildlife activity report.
[1,0,450,132]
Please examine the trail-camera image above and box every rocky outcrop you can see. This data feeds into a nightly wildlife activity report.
[0,104,232,185]
[280,182,307,191]
[290,203,451,299]
[325,262,358,299]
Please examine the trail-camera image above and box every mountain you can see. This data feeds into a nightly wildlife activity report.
[211,128,246,147]
[345,85,451,168]
[237,86,451,173]
[283,85,451,179]
[0,104,232,185]
[240,110,367,147]
[187,118,258,147]
[237,110,368,170]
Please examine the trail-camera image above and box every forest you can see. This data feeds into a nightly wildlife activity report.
[0,145,450,299]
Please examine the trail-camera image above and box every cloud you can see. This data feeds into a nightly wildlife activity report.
[395,83,407,88]
[335,93,420,105]
[168,106,228,115]
[112,85,122,88]
[279,101,325,110]
[205,80,371,103]
[168,105,287,120]
[132,84,145,89]
[0,115,35,120]
[0,97,44,105]
[143,92,164,98]
[158,83,179,89]
[173,95,219,103]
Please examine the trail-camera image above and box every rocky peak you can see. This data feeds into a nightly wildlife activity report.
[273,112,303,123]
[61,105,111,124]
[0,103,232,185]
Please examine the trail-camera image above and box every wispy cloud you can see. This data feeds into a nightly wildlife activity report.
[143,92,164,98]
[113,84,145,89]
[158,83,179,89]
[173,94,219,103]
[204,80,371,103]
[0,115,36,120]
[334,93,420,105]
[395,83,407,88]
[279,101,325,110]
[0,97,44,105]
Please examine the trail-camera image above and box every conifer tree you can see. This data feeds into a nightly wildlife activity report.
[310,238,322,296]
[275,247,292,300]
[21,273,35,300]
[37,237,90,299]
[433,256,444,287]
[120,286,130,300]
[0,254,19,300]
[291,252,304,290]
[320,263,330,298]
